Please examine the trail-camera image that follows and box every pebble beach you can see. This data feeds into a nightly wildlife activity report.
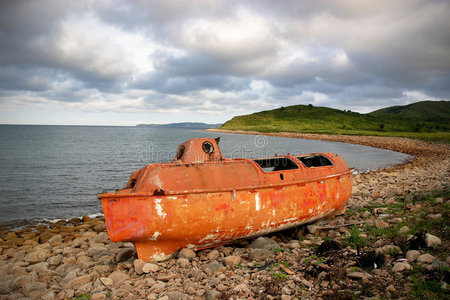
[0,133,449,299]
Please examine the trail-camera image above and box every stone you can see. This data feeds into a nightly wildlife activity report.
[177,257,190,268]
[0,281,12,294]
[142,263,159,273]
[116,248,134,262]
[406,250,421,262]
[224,255,241,267]
[64,289,75,299]
[207,250,220,260]
[417,254,435,264]
[14,260,29,268]
[206,260,224,273]
[167,291,188,300]
[23,281,46,297]
[386,284,396,294]
[248,237,279,250]
[32,262,52,274]
[378,245,401,255]
[347,272,370,280]
[373,207,388,214]
[91,293,107,300]
[94,232,109,243]
[3,232,18,240]
[327,231,341,239]
[77,282,93,294]
[428,214,442,220]
[150,281,166,293]
[65,274,94,289]
[177,248,196,259]
[11,275,31,290]
[93,265,114,275]
[398,226,410,235]
[306,225,317,234]
[436,197,444,204]
[425,233,441,247]
[248,249,272,261]
[281,286,292,295]
[63,246,74,255]
[63,270,77,283]
[108,271,129,286]
[26,250,49,264]
[69,217,82,224]
[134,259,145,275]
[205,289,221,300]
[39,231,55,243]
[88,246,110,259]
[47,254,63,266]
[375,219,389,229]
[372,269,389,277]
[77,255,93,268]
[294,277,313,288]
[100,277,113,287]
[233,283,250,294]
[362,211,372,218]
[42,291,56,300]
[48,234,62,245]
[390,218,403,224]
[392,262,411,272]
[217,284,228,292]
[430,260,449,271]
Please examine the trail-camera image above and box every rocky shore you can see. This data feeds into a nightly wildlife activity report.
[0,133,449,299]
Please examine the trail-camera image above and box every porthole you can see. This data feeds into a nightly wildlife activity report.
[202,141,214,153]
[176,145,185,159]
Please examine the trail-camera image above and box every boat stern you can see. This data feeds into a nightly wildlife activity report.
[99,193,154,242]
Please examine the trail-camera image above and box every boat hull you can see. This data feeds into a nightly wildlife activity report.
[100,171,352,261]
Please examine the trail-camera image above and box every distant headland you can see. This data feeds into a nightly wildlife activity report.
[136,122,222,129]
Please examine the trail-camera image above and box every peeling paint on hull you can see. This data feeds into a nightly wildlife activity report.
[98,138,353,261]
[100,172,352,261]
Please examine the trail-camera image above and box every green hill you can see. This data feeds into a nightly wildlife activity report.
[369,100,450,121]
[220,101,450,142]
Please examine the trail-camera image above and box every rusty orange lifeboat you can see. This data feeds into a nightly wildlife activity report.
[98,137,353,261]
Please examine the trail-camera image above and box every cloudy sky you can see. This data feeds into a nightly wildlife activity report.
[0,0,448,125]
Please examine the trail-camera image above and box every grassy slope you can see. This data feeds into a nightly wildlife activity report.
[221,101,450,143]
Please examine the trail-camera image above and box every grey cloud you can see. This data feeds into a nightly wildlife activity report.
[134,70,251,95]
[0,0,448,121]
[0,0,131,97]
[0,67,54,92]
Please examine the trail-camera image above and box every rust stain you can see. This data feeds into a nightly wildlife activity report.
[98,137,353,261]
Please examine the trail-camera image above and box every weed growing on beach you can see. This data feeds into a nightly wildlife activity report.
[365,223,401,240]
[343,225,367,254]
[272,247,284,254]
[74,294,92,299]
[409,277,445,299]
[271,271,288,281]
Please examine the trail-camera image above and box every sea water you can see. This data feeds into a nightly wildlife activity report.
[0,125,410,225]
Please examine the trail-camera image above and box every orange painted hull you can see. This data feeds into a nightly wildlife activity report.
[99,138,352,261]
[100,158,352,261]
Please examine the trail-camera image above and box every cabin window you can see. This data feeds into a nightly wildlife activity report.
[297,155,333,168]
[202,141,214,153]
[176,145,185,159]
[253,157,299,172]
